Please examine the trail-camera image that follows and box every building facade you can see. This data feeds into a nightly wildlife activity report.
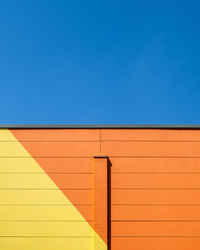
[0,126,200,250]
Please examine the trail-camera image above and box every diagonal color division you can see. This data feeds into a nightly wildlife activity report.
[0,129,106,250]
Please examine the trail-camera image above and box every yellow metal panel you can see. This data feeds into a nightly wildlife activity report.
[0,221,93,236]
[0,142,31,157]
[0,174,58,189]
[0,206,92,221]
[0,238,94,250]
[0,190,68,204]
[0,158,43,173]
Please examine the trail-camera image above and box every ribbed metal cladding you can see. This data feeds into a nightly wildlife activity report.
[1,128,200,250]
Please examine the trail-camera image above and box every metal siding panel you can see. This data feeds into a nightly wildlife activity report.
[102,141,200,156]
[101,129,200,141]
[111,206,200,220]
[112,238,200,250]
[9,129,100,141]
[111,221,200,236]
[2,128,200,250]
[111,189,200,205]
[110,157,200,173]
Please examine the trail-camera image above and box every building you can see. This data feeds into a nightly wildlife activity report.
[0,125,200,250]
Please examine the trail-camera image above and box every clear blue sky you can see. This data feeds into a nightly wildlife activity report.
[0,1,200,124]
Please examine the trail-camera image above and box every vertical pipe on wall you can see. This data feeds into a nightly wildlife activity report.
[93,155,109,250]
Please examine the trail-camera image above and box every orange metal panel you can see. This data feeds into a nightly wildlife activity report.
[111,173,200,188]
[111,221,200,236]
[102,141,200,157]
[111,206,200,220]
[110,157,200,173]
[34,158,93,173]
[112,238,200,250]
[61,190,93,205]
[46,173,93,189]
[10,129,100,141]
[111,189,200,204]
[101,128,200,141]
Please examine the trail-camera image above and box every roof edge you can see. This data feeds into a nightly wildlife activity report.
[1,124,200,129]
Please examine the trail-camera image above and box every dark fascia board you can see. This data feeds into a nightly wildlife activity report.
[1,124,200,129]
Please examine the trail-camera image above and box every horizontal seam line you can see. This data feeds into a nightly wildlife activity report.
[111,220,200,222]
[3,140,200,142]
[0,221,93,222]
[109,156,200,158]
[0,157,92,158]
[2,156,200,158]
[111,204,200,206]
[111,172,200,174]
[0,188,199,190]
[0,141,99,142]
[0,204,199,206]
[0,236,94,238]
[0,204,93,206]
[0,188,93,190]
[102,140,200,142]
[0,173,93,174]
[1,173,200,175]
[111,236,200,238]
[111,188,200,190]
[0,157,91,158]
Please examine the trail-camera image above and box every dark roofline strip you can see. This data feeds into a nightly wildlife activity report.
[0,124,200,129]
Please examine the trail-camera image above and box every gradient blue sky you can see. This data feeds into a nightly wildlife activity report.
[0,1,200,124]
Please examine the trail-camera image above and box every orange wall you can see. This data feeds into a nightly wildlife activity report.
[101,129,200,250]
[2,128,200,250]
